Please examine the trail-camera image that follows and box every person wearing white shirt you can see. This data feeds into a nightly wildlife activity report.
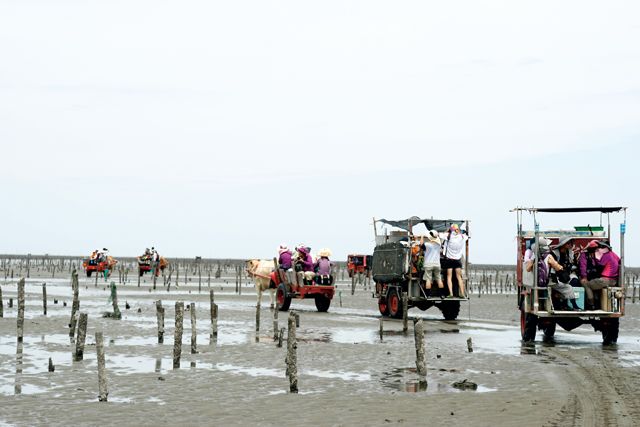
[443,224,469,298]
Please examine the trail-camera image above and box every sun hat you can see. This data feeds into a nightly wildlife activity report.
[318,248,332,258]
[278,244,289,254]
[597,241,612,250]
[427,230,441,244]
[450,224,460,233]
[551,236,573,249]
[586,240,599,249]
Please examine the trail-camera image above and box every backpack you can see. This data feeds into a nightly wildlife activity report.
[538,253,550,287]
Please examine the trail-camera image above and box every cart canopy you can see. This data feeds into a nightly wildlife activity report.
[512,207,625,214]
[377,217,466,232]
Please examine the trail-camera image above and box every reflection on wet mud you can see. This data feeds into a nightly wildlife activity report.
[15,341,23,395]
[379,368,495,394]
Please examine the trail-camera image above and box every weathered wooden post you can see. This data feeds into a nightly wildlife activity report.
[467,337,473,353]
[351,273,356,295]
[190,302,197,354]
[339,290,342,307]
[413,318,427,380]
[255,303,261,341]
[95,331,108,402]
[272,307,279,341]
[0,285,4,318]
[48,357,55,373]
[210,290,218,343]
[402,292,409,335]
[74,312,88,361]
[286,311,298,393]
[42,282,47,315]
[198,264,202,293]
[156,300,165,343]
[17,278,25,342]
[173,301,184,368]
[110,282,121,319]
[70,269,80,338]
[137,268,141,287]
[277,327,284,347]
[379,318,384,341]
[238,266,242,296]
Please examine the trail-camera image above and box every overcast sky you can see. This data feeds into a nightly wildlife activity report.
[1,1,638,264]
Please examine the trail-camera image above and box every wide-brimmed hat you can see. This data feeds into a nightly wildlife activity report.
[552,236,573,249]
[427,230,441,244]
[586,240,599,250]
[318,248,332,258]
[278,244,289,254]
[597,241,612,250]
[537,237,552,251]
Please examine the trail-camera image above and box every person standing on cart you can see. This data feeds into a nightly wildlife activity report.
[442,224,468,298]
[422,230,445,298]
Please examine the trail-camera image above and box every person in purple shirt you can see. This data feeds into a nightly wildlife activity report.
[295,246,315,285]
[314,248,333,285]
[581,240,620,309]
[278,245,293,270]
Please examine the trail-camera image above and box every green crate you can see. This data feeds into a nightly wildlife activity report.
[574,226,604,232]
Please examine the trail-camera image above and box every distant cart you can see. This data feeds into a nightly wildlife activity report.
[513,206,627,344]
[371,216,470,320]
[347,254,372,278]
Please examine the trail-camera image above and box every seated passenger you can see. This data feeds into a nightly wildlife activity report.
[550,237,581,310]
[422,231,445,298]
[582,240,620,310]
[314,248,333,285]
[278,245,293,283]
[295,246,315,285]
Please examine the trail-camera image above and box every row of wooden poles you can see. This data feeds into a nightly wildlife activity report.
[4,272,464,398]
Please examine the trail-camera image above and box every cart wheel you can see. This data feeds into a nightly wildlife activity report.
[314,295,331,312]
[378,295,389,316]
[276,283,291,312]
[440,301,460,320]
[387,287,403,319]
[542,322,556,340]
[520,310,538,342]
[601,318,619,345]
[86,271,92,278]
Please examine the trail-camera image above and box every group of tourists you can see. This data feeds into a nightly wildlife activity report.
[139,247,160,264]
[413,224,469,299]
[277,244,334,286]
[89,248,109,264]
[524,237,620,310]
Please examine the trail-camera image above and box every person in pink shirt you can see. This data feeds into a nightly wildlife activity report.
[582,240,620,309]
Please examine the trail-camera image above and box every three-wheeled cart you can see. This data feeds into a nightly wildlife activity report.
[371,216,470,320]
[513,207,627,344]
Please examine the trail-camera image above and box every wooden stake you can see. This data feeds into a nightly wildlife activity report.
[286,311,298,393]
[0,285,4,318]
[190,302,197,354]
[42,282,47,315]
[402,292,408,335]
[74,312,88,361]
[48,357,55,373]
[69,269,80,338]
[467,337,473,353]
[277,327,284,347]
[95,331,108,402]
[255,303,261,341]
[173,301,184,368]
[413,318,427,380]
[210,290,218,343]
[156,300,164,344]
[379,318,384,341]
[273,307,279,341]
[110,282,121,319]
[17,278,25,342]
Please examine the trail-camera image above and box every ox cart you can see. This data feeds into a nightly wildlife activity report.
[514,207,627,344]
[269,260,335,312]
[82,255,116,278]
[372,216,470,320]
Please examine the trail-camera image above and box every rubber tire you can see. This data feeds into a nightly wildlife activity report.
[387,287,403,319]
[601,318,619,345]
[521,310,538,342]
[315,295,331,312]
[440,301,461,320]
[378,295,389,316]
[542,322,556,340]
[276,283,291,312]
[86,271,92,278]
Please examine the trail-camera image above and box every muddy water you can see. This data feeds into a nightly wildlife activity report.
[1,274,640,426]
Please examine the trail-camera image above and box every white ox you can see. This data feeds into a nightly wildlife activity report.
[245,259,276,308]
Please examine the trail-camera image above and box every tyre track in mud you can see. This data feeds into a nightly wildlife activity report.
[544,347,636,427]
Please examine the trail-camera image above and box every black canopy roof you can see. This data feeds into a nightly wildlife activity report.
[513,207,625,214]
[378,217,466,232]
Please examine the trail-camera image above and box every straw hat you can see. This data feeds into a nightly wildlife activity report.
[427,230,441,245]
[318,248,332,258]
[278,244,289,254]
